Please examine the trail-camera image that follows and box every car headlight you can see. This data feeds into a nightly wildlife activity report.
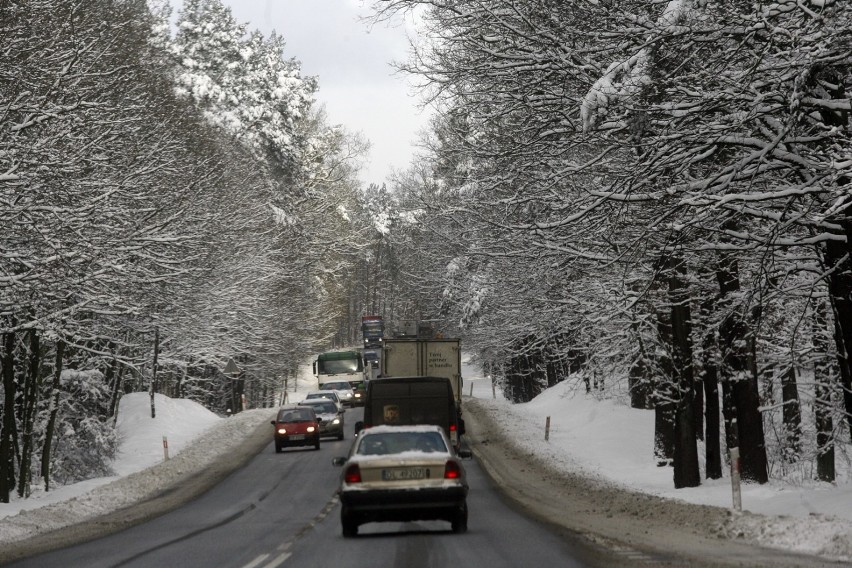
[277,428,287,434]
[307,426,316,433]
[332,418,340,425]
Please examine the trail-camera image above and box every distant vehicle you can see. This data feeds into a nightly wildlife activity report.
[271,405,320,452]
[304,390,343,409]
[314,350,364,389]
[318,381,355,407]
[362,348,381,381]
[382,337,463,410]
[299,399,345,440]
[356,376,463,450]
[361,315,384,348]
[349,380,367,407]
[332,424,471,537]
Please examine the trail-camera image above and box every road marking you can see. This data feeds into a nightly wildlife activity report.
[241,554,269,568]
[248,494,340,567]
[262,551,292,568]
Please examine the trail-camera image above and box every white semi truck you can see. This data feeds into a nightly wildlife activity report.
[381,337,463,409]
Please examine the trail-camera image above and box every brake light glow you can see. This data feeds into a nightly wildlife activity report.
[344,464,362,483]
[444,461,462,479]
[449,424,457,432]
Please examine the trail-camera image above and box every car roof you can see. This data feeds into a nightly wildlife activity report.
[275,406,316,418]
[299,399,337,407]
[361,424,446,435]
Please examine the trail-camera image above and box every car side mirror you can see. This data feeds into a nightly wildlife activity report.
[354,421,364,433]
[270,420,276,425]
[331,457,347,467]
[316,417,323,422]
[457,448,472,459]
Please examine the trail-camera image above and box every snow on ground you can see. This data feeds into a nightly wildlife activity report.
[1,353,850,563]
[461,355,852,562]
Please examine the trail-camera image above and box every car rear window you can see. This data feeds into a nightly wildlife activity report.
[310,402,337,413]
[356,431,447,455]
[277,409,314,422]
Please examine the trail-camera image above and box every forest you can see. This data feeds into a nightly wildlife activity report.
[1,0,850,501]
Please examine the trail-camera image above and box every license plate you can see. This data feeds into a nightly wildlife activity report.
[289,434,305,441]
[382,468,429,481]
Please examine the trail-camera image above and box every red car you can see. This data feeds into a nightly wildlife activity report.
[271,405,321,452]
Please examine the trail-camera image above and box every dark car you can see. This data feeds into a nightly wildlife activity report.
[299,399,345,440]
[271,405,320,452]
[332,424,471,537]
[349,380,367,407]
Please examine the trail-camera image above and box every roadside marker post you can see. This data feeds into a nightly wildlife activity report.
[730,447,742,511]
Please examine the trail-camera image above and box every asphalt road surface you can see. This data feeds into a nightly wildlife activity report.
[4,408,611,568]
[4,402,842,568]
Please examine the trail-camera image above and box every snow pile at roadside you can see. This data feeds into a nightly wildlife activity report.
[465,375,852,563]
[0,394,273,545]
[112,393,222,476]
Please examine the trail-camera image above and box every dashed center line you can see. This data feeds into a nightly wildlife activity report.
[240,495,339,568]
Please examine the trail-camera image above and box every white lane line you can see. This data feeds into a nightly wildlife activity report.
[262,551,292,568]
[241,554,270,568]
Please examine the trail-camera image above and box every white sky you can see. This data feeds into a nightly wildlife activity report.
[2,356,851,562]
[172,0,430,186]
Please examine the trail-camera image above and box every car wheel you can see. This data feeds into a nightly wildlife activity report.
[338,431,345,441]
[275,442,282,453]
[314,438,321,450]
[451,501,468,534]
[341,509,359,538]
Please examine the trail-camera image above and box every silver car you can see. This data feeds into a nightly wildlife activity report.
[299,399,345,440]
[332,424,471,537]
[317,381,355,407]
[304,390,343,411]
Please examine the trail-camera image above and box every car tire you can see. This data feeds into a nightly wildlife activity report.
[451,501,468,534]
[314,438,321,450]
[338,431,345,441]
[341,509,359,538]
[275,442,282,454]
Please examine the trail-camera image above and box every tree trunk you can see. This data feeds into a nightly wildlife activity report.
[0,326,17,502]
[653,307,675,467]
[824,223,852,442]
[698,267,723,480]
[18,330,41,498]
[780,366,802,463]
[150,327,159,419]
[41,340,65,492]
[668,255,700,488]
[813,300,836,482]
[703,357,722,480]
[629,317,654,409]
[716,252,768,484]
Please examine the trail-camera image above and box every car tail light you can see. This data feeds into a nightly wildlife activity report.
[449,424,457,432]
[344,464,362,483]
[444,460,462,479]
